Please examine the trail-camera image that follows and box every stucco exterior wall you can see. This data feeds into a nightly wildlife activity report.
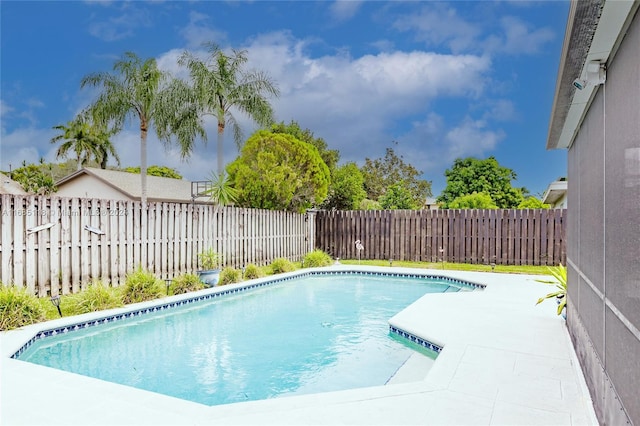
[55,174,132,201]
[566,8,640,425]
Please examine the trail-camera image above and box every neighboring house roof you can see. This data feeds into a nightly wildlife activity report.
[547,0,640,150]
[55,167,209,203]
[424,197,440,210]
[0,172,27,195]
[542,180,568,206]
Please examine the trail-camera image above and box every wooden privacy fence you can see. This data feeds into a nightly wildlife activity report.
[315,209,566,266]
[0,195,314,296]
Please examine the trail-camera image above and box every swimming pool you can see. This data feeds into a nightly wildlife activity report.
[13,269,482,406]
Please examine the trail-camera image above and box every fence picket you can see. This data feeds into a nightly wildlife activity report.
[1,195,13,286]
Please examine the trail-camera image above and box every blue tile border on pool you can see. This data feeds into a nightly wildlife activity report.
[389,325,443,354]
[10,270,482,359]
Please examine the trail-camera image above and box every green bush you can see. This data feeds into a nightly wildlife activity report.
[218,267,242,285]
[197,248,221,270]
[303,250,333,267]
[121,268,164,304]
[243,264,263,280]
[171,273,205,295]
[65,281,123,315]
[0,285,47,330]
[270,257,296,274]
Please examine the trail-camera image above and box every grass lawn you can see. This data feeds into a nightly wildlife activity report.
[337,259,553,275]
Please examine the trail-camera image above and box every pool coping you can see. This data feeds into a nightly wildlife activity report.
[1,266,598,425]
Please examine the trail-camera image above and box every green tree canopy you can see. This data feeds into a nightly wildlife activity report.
[448,192,498,209]
[437,156,526,208]
[271,121,339,174]
[361,146,432,207]
[11,162,56,195]
[179,42,280,175]
[379,182,419,209]
[123,165,182,179]
[323,162,366,210]
[518,196,550,209]
[228,130,330,212]
[358,199,382,210]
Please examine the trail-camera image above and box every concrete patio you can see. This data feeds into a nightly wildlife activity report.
[1,267,598,425]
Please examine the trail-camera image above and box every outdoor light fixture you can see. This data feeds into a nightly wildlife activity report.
[491,263,496,272]
[573,60,606,91]
[389,258,393,267]
[164,278,172,295]
[50,295,62,317]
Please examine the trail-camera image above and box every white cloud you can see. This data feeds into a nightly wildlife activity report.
[392,5,555,56]
[0,127,57,171]
[395,113,504,180]
[392,4,481,53]
[156,48,189,79]
[370,39,395,52]
[478,98,517,122]
[1,100,15,130]
[329,0,363,22]
[483,16,555,55]
[179,11,228,49]
[500,16,555,54]
[444,118,505,160]
[87,4,152,41]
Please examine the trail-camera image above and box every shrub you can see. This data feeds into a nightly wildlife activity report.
[270,257,295,274]
[121,268,164,304]
[302,250,333,267]
[0,285,47,330]
[65,281,123,315]
[197,248,221,270]
[171,273,205,295]
[243,264,263,280]
[218,267,242,285]
[535,264,567,316]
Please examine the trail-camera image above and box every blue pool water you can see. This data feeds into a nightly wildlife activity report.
[18,272,471,406]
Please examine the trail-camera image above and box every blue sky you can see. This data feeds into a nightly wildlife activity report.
[1,0,570,197]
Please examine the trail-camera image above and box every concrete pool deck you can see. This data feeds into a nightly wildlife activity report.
[1,267,598,425]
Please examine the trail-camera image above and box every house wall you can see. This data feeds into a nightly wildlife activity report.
[554,192,568,209]
[566,9,640,426]
[56,175,132,201]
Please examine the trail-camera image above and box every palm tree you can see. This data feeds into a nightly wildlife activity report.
[51,115,105,171]
[179,42,280,175]
[81,52,205,204]
[203,170,238,206]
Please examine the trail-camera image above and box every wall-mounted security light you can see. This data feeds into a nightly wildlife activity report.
[574,60,606,91]
[573,79,587,90]
[586,60,606,85]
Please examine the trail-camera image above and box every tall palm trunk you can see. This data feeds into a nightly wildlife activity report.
[217,120,225,176]
[140,122,148,205]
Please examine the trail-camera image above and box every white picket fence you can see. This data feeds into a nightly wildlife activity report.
[0,195,315,296]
